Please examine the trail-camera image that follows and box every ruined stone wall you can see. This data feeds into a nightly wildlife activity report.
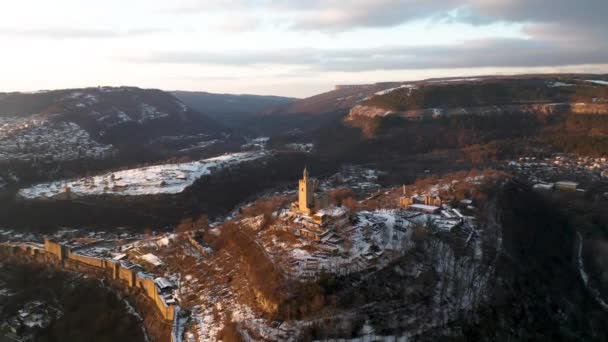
[138,277,176,321]
[44,239,65,260]
[1,244,33,260]
[118,266,137,287]
[67,251,106,268]
[63,258,109,277]
[1,241,177,322]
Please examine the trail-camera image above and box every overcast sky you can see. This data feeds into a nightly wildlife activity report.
[1,0,607,97]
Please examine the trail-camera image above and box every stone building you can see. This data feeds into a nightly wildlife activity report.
[292,166,329,215]
[424,195,442,207]
[556,181,579,191]
[398,184,442,208]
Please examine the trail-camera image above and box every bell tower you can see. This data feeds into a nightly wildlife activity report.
[298,166,315,214]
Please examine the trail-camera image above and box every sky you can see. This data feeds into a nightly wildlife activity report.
[0,0,607,98]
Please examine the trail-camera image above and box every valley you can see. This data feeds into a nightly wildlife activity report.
[1,74,608,341]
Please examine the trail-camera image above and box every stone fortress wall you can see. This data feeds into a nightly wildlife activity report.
[2,240,177,322]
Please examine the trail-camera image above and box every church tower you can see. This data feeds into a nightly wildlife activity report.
[298,166,315,214]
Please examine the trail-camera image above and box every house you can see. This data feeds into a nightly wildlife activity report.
[154,277,175,291]
[408,204,440,214]
[300,228,329,240]
[313,213,327,225]
[424,195,442,207]
[555,181,579,191]
[399,196,414,207]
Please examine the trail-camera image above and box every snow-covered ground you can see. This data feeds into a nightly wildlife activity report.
[548,81,575,87]
[14,300,62,330]
[179,140,219,153]
[586,80,608,86]
[241,137,270,150]
[284,143,314,153]
[18,151,267,199]
[374,84,416,97]
[141,253,164,267]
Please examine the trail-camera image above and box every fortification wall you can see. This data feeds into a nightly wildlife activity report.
[63,258,109,277]
[1,242,178,339]
[67,252,106,269]
[0,243,48,262]
[138,277,175,321]
[3,240,177,323]
[15,240,177,322]
[44,240,64,260]
[118,266,137,287]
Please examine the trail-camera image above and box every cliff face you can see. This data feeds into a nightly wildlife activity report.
[459,180,608,341]
[344,76,608,125]
[346,102,608,121]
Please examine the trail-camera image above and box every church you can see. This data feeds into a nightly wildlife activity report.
[292,166,329,215]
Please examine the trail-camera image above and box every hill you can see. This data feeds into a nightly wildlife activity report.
[232,83,411,137]
[0,87,225,145]
[0,87,233,185]
[358,76,608,115]
[172,91,296,129]
[304,75,608,163]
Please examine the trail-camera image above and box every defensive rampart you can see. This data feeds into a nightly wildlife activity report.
[2,240,177,323]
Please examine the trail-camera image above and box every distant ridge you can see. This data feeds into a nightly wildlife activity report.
[172,90,297,128]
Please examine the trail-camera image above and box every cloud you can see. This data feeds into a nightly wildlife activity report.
[132,36,608,73]
[162,0,461,31]
[463,0,608,45]
[157,0,608,61]
[283,0,460,31]
[465,0,607,25]
[0,27,166,39]
[135,48,321,67]
[212,15,261,33]
[321,39,608,71]
[118,1,607,75]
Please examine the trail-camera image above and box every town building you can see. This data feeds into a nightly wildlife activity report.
[424,195,442,207]
[399,192,442,208]
[313,213,327,225]
[399,196,414,207]
[556,181,579,191]
[408,203,441,214]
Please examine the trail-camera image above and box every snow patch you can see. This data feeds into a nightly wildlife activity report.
[374,84,417,96]
[548,81,575,87]
[586,80,608,86]
[141,253,163,266]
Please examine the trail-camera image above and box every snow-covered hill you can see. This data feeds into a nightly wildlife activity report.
[0,87,226,167]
